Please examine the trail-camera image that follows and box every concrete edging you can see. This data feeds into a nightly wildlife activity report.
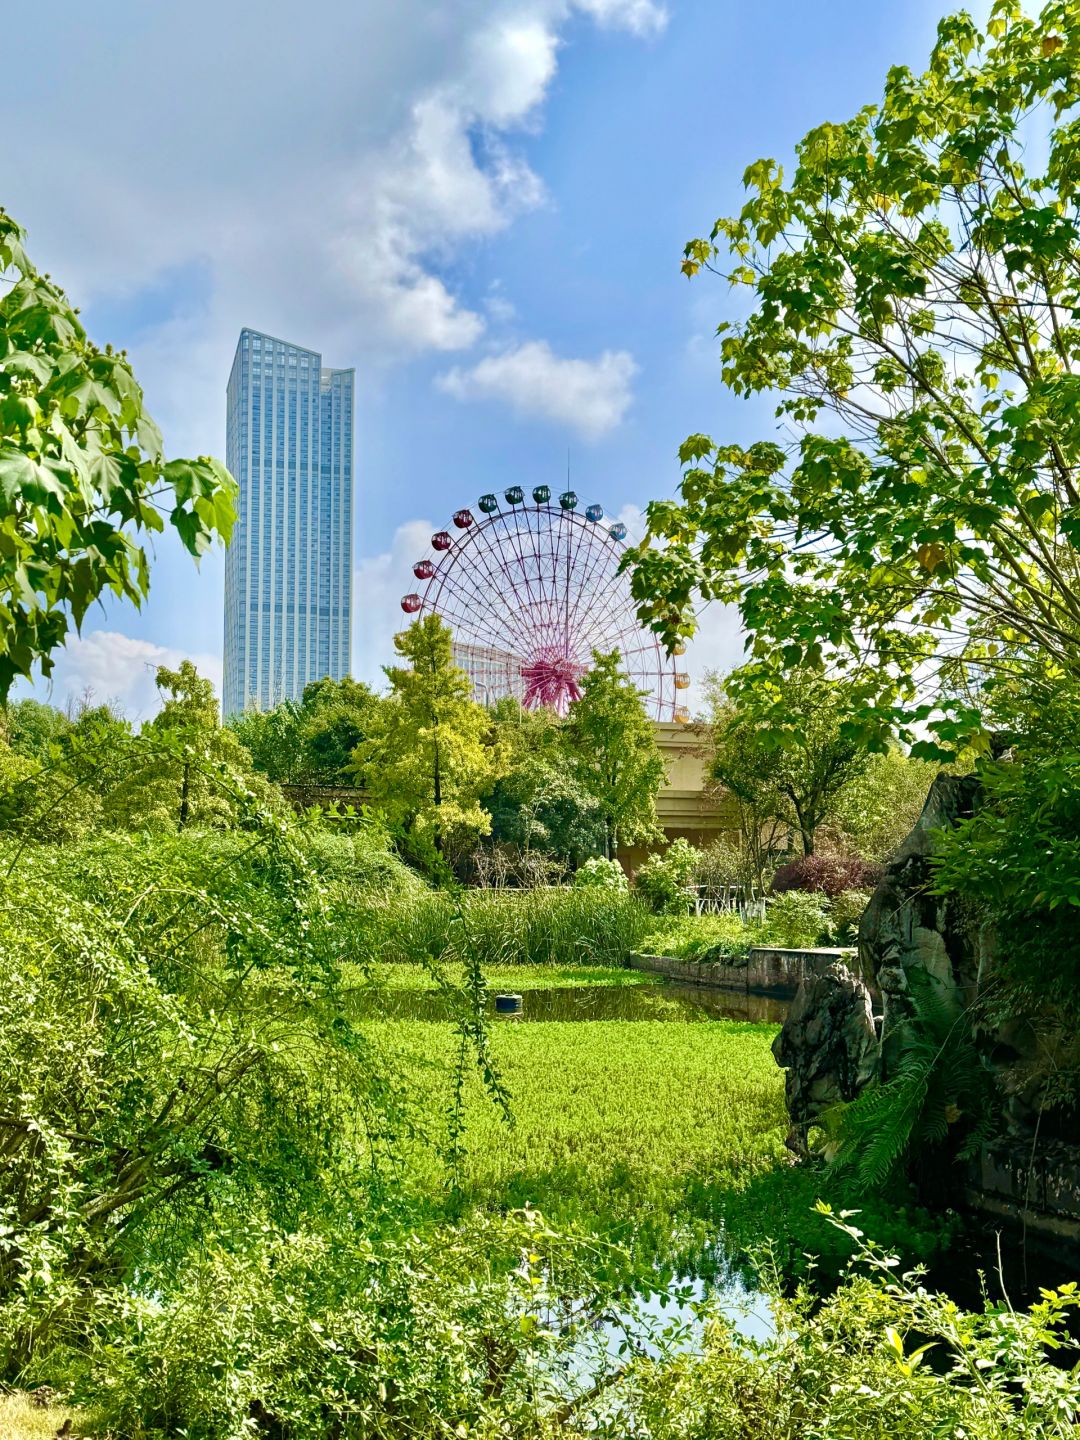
[628,946,856,997]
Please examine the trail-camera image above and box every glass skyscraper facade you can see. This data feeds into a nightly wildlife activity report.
[223,328,354,715]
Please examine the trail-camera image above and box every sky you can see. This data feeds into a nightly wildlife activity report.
[4,0,961,721]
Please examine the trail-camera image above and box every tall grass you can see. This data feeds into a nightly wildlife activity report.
[372,888,651,970]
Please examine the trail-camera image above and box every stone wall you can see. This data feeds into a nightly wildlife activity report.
[628,946,856,996]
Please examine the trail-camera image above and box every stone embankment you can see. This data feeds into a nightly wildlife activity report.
[628,946,856,996]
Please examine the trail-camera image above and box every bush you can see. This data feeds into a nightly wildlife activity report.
[83,1213,600,1440]
[828,887,873,944]
[642,912,759,961]
[633,839,701,914]
[592,1212,1080,1440]
[772,852,881,898]
[693,836,751,890]
[760,889,828,948]
[573,856,628,891]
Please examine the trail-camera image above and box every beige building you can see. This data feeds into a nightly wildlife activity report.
[620,720,737,872]
[451,641,525,706]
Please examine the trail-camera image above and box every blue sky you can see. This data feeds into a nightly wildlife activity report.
[5,0,961,717]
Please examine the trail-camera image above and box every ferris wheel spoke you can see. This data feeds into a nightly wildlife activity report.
[406,493,678,720]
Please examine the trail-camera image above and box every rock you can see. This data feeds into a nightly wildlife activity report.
[858,773,983,1051]
[771,960,879,1156]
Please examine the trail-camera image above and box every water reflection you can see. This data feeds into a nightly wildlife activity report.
[356,981,788,1026]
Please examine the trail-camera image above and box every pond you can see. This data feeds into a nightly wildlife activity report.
[357,980,790,1026]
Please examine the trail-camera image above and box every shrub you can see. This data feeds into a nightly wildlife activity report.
[573,856,628,891]
[828,887,873,944]
[693,836,752,890]
[642,912,759,961]
[760,889,828,948]
[633,839,701,914]
[596,1212,1080,1440]
[772,852,881,898]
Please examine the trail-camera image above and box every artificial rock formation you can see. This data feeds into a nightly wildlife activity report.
[856,773,983,1044]
[771,961,878,1156]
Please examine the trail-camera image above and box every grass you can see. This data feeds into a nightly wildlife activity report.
[640,912,758,960]
[0,1393,92,1439]
[371,887,652,969]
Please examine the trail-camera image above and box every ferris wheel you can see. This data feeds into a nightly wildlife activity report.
[400,485,689,720]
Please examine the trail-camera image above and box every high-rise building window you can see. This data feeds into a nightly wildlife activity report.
[222,328,355,716]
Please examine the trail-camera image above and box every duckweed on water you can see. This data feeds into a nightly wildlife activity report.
[371,1014,951,1284]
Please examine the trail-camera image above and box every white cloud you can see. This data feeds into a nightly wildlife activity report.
[353,518,439,687]
[437,341,637,439]
[576,0,669,35]
[2,0,661,464]
[15,631,224,725]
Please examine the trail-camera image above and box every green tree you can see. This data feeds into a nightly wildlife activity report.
[627,3,1080,758]
[2,697,69,760]
[565,650,665,860]
[227,699,306,785]
[829,747,939,861]
[709,669,872,857]
[301,675,381,785]
[106,662,272,830]
[355,616,503,857]
[484,699,604,864]
[0,210,235,696]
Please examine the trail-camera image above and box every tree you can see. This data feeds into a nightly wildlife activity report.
[227,699,306,785]
[483,699,604,866]
[2,697,69,760]
[0,210,235,697]
[301,676,380,785]
[106,662,273,830]
[827,748,939,861]
[354,616,503,857]
[709,669,872,857]
[627,3,1080,758]
[564,650,665,860]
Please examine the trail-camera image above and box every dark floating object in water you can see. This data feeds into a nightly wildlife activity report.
[495,993,523,1014]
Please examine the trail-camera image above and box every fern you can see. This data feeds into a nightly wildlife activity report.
[823,969,994,1188]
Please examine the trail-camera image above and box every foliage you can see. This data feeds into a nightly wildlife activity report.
[0,210,234,697]
[633,838,701,914]
[573,856,628,891]
[228,678,383,789]
[2,697,70,761]
[226,697,306,784]
[933,748,1080,1024]
[565,649,665,859]
[374,887,650,971]
[302,675,382,786]
[708,669,872,856]
[593,1213,1080,1440]
[693,835,758,892]
[483,699,604,864]
[356,616,503,859]
[759,889,828,949]
[828,888,874,945]
[773,852,881,898]
[828,748,939,861]
[642,911,761,961]
[103,661,276,831]
[823,971,994,1186]
[82,1210,606,1440]
[627,2,1080,758]
[0,823,394,1376]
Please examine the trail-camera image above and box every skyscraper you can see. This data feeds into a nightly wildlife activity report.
[223,328,354,715]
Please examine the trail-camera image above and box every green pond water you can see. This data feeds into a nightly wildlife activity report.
[358,980,790,1026]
